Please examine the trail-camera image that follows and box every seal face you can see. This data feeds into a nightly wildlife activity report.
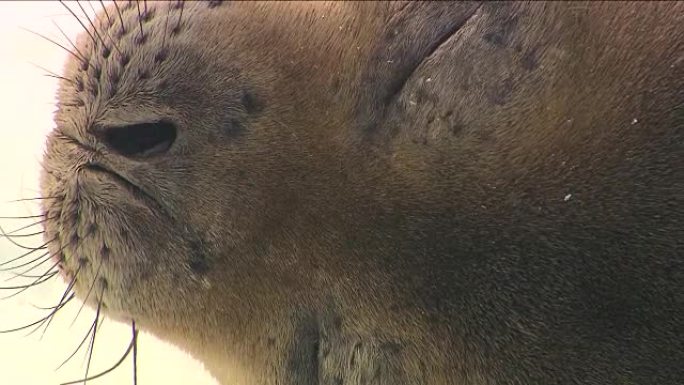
[38,1,683,384]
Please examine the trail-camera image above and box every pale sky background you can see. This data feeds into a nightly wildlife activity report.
[0,2,218,384]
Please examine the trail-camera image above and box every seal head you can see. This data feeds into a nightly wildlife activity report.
[40,2,684,384]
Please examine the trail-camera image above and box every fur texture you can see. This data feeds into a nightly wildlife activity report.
[40,1,683,384]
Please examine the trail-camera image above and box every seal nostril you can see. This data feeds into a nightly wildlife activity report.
[100,120,177,158]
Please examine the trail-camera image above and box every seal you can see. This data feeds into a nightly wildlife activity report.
[36,1,683,384]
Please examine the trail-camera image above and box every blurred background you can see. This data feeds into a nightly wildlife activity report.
[0,2,218,384]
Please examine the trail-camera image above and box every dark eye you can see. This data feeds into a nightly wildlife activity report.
[100,120,177,157]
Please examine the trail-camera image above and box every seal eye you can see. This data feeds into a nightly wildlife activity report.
[100,120,177,158]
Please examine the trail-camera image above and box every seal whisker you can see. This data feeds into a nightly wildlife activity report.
[87,1,99,20]
[82,296,102,385]
[64,319,106,378]
[132,320,138,385]
[70,261,103,327]
[6,196,63,203]
[76,1,109,55]
[0,292,73,334]
[28,61,76,85]
[59,319,138,385]
[174,0,184,33]
[96,1,112,26]
[0,225,50,252]
[1,242,66,297]
[59,1,97,47]
[28,292,76,337]
[161,2,170,49]
[136,1,144,41]
[0,250,51,273]
[31,291,73,311]
[52,21,90,69]
[4,249,58,279]
[0,233,47,253]
[1,252,61,285]
[112,0,127,35]
[20,27,86,66]
[0,214,45,220]
[0,270,58,292]
[35,266,83,337]
[45,72,75,84]
[0,230,45,239]
[0,239,54,267]
[94,4,124,56]
[0,270,60,301]
[56,307,98,370]
[0,236,47,250]
[7,268,58,281]
[3,217,50,236]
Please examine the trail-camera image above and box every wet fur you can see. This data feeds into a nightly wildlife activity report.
[40,1,683,384]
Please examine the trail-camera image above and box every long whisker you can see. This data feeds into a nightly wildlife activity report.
[133,320,138,385]
[4,218,49,236]
[0,292,73,334]
[0,256,63,299]
[1,230,45,238]
[83,297,102,385]
[52,21,90,69]
[6,196,62,203]
[98,0,112,26]
[76,1,108,53]
[175,0,184,32]
[1,272,60,301]
[136,0,144,41]
[19,27,85,65]
[56,306,98,370]
[0,269,58,292]
[71,260,102,327]
[59,1,97,46]
[112,1,127,34]
[0,250,50,272]
[28,61,76,85]
[0,239,53,267]
[88,1,99,20]
[31,293,71,311]
[4,250,55,278]
[36,264,83,337]
[0,224,48,250]
[0,214,45,220]
[45,72,74,83]
[60,320,138,385]
[161,1,170,48]
[25,292,75,336]
[94,1,123,56]
[0,253,63,280]
[8,268,57,280]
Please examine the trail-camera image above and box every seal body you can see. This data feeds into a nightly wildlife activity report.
[40,1,683,384]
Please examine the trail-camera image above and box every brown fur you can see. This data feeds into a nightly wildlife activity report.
[40,1,683,384]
